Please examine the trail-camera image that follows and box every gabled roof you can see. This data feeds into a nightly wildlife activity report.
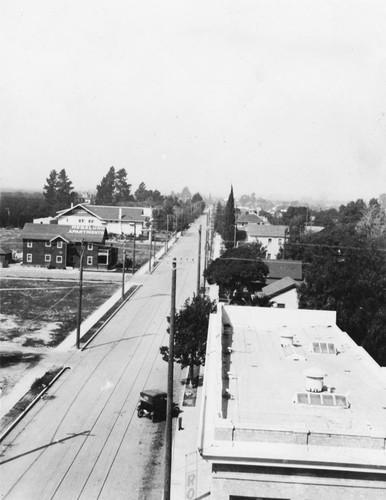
[263,259,303,281]
[56,204,148,222]
[262,276,299,298]
[236,213,265,224]
[21,223,107,243]
[248,224,288,237]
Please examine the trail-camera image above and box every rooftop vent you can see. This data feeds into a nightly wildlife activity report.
[304,367,326,393]
[312,342,337,355]
[295,392,349,408]
[280,332,294,347]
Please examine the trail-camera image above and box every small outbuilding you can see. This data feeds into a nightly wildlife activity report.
[0,246,12,268]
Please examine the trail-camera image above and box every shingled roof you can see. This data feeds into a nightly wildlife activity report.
[262,276,299,298]
[21,223,107,243]
[248,224,288,237]
[56,204,148,222]
[263,259,303,281]
[237,213,265,224]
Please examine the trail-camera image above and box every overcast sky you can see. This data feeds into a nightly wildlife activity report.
[1,0,386,203]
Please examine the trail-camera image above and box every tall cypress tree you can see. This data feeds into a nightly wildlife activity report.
[223,186,236,248]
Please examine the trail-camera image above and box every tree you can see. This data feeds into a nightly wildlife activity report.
[95,166,116,205]
[297,228,386,365]
[135,182,148,203]
[43,169,74,214]
[204,243,268,303]
[181,186,192,201]
[223,186,236,248]
[43,170,58,210]
[214,201,224,235]
[56,169,75,210]
[159,294,217,384]
[114,168,132,203]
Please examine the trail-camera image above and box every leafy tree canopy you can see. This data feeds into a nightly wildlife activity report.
[297,225,386,365]
[160,294,217,381]
[204,243,268,302]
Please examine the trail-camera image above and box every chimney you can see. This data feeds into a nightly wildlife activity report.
[304,367,326,393]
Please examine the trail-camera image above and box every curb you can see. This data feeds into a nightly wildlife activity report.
[0,366,70,443]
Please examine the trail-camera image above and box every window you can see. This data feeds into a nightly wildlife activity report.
[57,241,63,249]
[45,254,51,262]
[79,218,84,223]
[56,256,63,264]
[268,238,272,244]
[27,241,33,248]
[278,239,282,245]
[69,255,74,263]
[267,253,271,259]
[26,253,32,262]
[88,219,94,224]
[87,243,93,251]
[87,256,93,266]
[45,241,51,247]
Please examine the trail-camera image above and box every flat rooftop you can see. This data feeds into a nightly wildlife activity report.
[200,306,386,471]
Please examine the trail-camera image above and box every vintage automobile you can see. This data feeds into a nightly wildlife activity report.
[137,389,180,422]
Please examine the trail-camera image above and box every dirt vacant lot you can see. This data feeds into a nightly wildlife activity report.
[0,278,119,396]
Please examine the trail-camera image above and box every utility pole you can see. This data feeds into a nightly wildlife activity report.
[164,258,177,500]
[149,227,153,272]
[132,224,136,275]
[121,245,126,300]
[76,242,85,349]
[197,224,202,295]
[165,215,169,252]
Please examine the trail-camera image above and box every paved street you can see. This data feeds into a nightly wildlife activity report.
[0,217,207,500]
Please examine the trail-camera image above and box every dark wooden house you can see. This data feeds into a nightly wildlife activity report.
[21,223,117,270]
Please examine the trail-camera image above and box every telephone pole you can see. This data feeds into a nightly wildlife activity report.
[76,243,85,349]
[197,224,202,295]
[149,227,153,272]
[164,258,177,500]
[131,224,136,275]
[121,246,126,300]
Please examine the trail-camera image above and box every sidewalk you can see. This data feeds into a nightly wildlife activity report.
[171,371,211,500]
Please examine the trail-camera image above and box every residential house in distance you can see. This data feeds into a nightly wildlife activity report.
[21,223,117,270]
[54,204,152,237]
[263,258,303,285]
[261,276,299,308]
[247,224,288,259]
[236,212,265,231]
[199,305,386,499]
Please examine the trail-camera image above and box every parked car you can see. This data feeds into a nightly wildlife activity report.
[137,389,180,422]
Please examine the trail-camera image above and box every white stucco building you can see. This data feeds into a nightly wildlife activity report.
[54,204,151,236]
[247,224,288,259]
[198,306,386,499]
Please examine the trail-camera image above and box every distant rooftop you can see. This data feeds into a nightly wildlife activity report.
[200,306,386,472]
[248,224,288,237]
[21,223,107,243]
[262,276,298,298]
[263,259,303,281]
[56,204,149,222]
[237,213,265,224]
